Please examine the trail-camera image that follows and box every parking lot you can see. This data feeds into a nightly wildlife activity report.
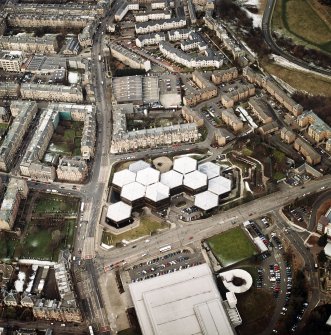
[128,250,204,283]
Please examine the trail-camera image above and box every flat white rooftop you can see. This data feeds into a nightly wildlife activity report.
[112,169,136,188]
[160,170,183,189]
[208,176,232,196]
[136,167,160,186]
[184,170,207,190]
[106,201,132,222]
[198,162,221,179]
[145,182,170,202]
[129,263,235,335]
[129,160,151,173]
[121,181,146,202]
[173,156,197,175]
[195,191,219,211]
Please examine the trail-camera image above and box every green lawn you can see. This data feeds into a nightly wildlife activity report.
[207,227,258,267]
[0,234,18,259]
[33,194,79,215]
[102,215,167,246]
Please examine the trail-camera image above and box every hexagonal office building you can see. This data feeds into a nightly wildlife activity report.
[112,169,136,191]
[129,160,151,173]
[194,191,219,211]
[183,170,208,194]
[121,181,146,207]
[106,201,132,228]
[173,157,197,175]
[145,182,170,209]
[136,167,160,186]
[208,176,232,198]
[198,162,221,180]
[160,170,183,195]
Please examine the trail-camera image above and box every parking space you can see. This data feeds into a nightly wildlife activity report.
[128,250,204,283]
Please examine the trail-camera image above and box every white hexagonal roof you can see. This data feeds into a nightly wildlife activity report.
[107,201,132,222]
[112,169,136,188]
[160,170,183,189]
[121,181,146,201]
[129,160,151,173]
[198,162,221,180]
[136,167,160,186]
[145,182,170,202]
[208,176,232,196]
[183,170,207,190]
[194,191,219,211]
[173,157,197,175]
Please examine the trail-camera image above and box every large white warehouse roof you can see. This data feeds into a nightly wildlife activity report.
[129,160,151,173]
[136,167,160,186]
[107,201,132,222]
[183,170,207,190]
[121,181,146,202]
[160,170,183,189]
[208,176,232,196]
[129,263,235,335]
[145,182,170,202]
[112,169,136,188]
[173,156,197,175]
[198,162,221,180]
[194,191,219,211]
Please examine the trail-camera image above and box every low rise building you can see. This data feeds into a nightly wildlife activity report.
[258,121,279,135]
[221,108,243,131]
[182,106,204,126]
[0,101,38,172]
[168,28,191,41]
[135,10,172,22]
[293,137,321,165]
[106,201,132,228]
[0,51,24,72]
[248,97,273,124]
[56,157,88,183]
[109,42,151,72]
[0,34,58,54]
[20,83,83,103]
[280,127,296,144]
[0,178,28,231]
[135,18,186,34]
[135,32,166,47]
[221,83,255,108]
[211,67,238,84]
[115,1,139,22]
[213,127,234,146]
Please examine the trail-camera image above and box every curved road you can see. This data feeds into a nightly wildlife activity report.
[262,0,331,77]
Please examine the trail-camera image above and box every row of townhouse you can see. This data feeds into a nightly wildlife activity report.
[57,157,88,183]
[248,97,273,124]
[7,13,94,29]
[243,67,303,116]
[0,101,38,172]
[0,82,20,98]
[220,108,244,131]
[168,28,191,41]
[0,16,6,36]
[183,70,218,106]
[115,1,140,22]
[78,22,97,48]
[181,32,208,51]
[0,34,58,54]
[0,178,28,231]
[109,42,151,72]
[135,32,166,47]
[211,67,238,84]
[111,123,199,154]
[131,0,174,8]
[221,83,255,108]
[182,106,204,127]
[135,17,186,34]
[159,41,222,69]
[293,137,321,165]
[134,10,172,22]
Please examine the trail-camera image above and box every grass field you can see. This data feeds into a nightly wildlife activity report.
[33,194,79,215]
[207,227,258,267]
[102,215,167,246]
[0,234,18,259]
[272,0,331,54]
[262,60,331,96]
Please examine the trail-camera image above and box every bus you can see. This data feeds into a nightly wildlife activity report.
[80,202,85,212]
[88,325,94,335]
[159,245,171,253]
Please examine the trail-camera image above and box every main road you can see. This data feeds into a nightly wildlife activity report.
[262,0,331,76]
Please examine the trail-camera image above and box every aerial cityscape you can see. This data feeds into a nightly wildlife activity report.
[0,0,330,334]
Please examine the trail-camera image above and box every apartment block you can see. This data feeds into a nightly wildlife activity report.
[56,157,88,183]
[0,101,38,172]
[135,18,186,34]
[20,83,84,103]
[280,127,296,144]
[135,32,166,47]
[248,97,273,124]
[213,127,234,146]
[221,108,243,131]
[293,138,321,165]
[109,42,151,72]
[221,83,255,108]
[258,121,279,135]
[0,82,20,98]
[78,22,96,48]
[0,51,24,72]
[115,1,139,22]
[182,106,204,126]
[135,10,172,22]
[168,28,191,41]
[211,67,238,84]
[0,178,28,231]
[0,35,58,54]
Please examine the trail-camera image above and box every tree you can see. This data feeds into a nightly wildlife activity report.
[317,250,328,263]
[317,234,328,247]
